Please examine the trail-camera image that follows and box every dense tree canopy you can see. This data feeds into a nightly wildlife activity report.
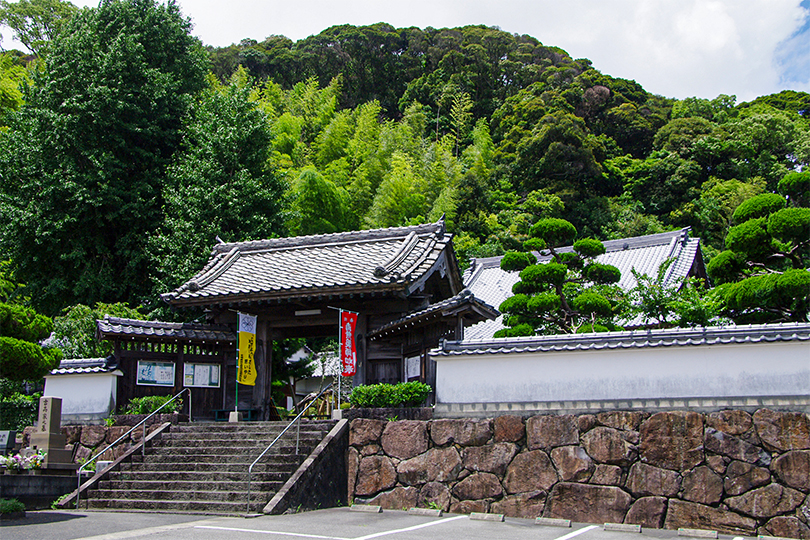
[707,172,810,323]
[0,0,208,315]
[0,13,808,327]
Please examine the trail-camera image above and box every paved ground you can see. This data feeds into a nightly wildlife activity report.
[1,507,752,540]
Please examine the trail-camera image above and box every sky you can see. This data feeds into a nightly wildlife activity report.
[2,0,809,103]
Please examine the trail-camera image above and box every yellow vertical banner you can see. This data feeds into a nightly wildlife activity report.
[237,312,257,386]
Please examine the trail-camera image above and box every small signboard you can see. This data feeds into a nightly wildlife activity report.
[136,361,175,387]
[183,363,221,388]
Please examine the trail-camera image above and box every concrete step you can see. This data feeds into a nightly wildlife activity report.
[85,497,265,515]
[143,443,320,455]
[131,450,310,464]
[98,472,286,491]
[87,488,273,503]
[80,420,336,514]
[157,433,327,446]
[119,460,301,473]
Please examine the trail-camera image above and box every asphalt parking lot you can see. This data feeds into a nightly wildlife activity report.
[1,507,750,540]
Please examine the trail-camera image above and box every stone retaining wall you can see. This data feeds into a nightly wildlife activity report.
[348,409,810,539]
[21,414,182,465]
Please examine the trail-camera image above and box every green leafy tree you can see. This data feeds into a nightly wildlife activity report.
[51,302,141,359]
[628,259,723,328]
[0,302,61,380]
[707,175,810,323]
[0,0,207,315]
[0,53,28,121]
[496,217,624,335]
[0,0,77,57]
[150,74,286,300]
[288,166,349,235]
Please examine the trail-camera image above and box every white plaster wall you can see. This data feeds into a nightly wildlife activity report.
[44,372,121,421]
[434,342,810,404]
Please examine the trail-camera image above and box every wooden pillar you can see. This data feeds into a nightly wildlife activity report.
[254,319,271,420]
[355,314,368,386]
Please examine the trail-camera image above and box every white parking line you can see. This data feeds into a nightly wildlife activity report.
[352,515,468,540]
[196,525,351,540]
[554,525,601,540]
[196,515,468,540]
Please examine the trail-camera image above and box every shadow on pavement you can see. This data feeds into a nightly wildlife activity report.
[0,511,86,526]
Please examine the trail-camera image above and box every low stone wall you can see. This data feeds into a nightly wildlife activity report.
[21,413,182,464]
[348,409,810,539]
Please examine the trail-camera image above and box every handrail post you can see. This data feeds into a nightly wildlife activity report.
[245,383,332,515]
[75,387,189,509]
[296,416,301,454]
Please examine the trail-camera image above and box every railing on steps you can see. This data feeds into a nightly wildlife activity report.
[246,383,333,515]
[76,387,191,509]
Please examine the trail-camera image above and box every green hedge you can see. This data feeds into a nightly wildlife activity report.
[123,395,182,415]
[348,381,431,408]
[0,393,38,431]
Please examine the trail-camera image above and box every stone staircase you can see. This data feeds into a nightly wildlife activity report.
[83,420,336,515]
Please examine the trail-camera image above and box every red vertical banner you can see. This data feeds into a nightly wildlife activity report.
[341,311,358,376]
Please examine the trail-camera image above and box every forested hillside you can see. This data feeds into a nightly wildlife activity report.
[1,1,808,328]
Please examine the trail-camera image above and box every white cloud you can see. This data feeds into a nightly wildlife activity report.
[1,0,807,101]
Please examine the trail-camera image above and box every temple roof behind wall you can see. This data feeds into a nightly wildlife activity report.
[463,228,706,338]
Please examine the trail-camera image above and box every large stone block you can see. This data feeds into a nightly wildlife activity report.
[450,499,489,514]
[62,426,82,444]
[550,445,594,482]
[381,420,428,460]
[590,464,622,486]
[625,496,667,528]
[357,486,418,511]
[625,462,681,497]
[664,499,756,535]
[418,482,451,512]
[491,490,547,519]
[707,410,753,436]
[504,450,558,494]
[771,450,810,492]
[79,425,106,447]
[430,419,492,446]
[581,426,634,465]
[355,455,397,496]
[452,472,503,500]
[527,415,578,450]
[725,483,805,519]
[597,411,645,431]
[462,442,517,476]
[724,460,770,496]
[639,411,704,471]
[681,466,723,505]
[350,419,386,446]
[762,516,810,540]
[704,428,768,464]
[494,415,524,443]
[544,483,631,524]
[753,410,810,452]
[397,446,461,485]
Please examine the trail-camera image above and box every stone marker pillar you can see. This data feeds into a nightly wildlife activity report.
[29,396,75,469]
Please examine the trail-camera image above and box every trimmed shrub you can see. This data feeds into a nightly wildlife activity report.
[0,393,38,431]
[348,381,431,408]
[123,395,182,415]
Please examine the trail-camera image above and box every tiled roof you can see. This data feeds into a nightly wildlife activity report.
[433,322,810,357]
[368,289,499,339]
[162,220,458,307]
[96,316,235,343]
[463,228,704,339]
[50,357,119,375]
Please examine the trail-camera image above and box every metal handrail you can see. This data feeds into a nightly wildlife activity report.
[246,383,333,515]
[76,387,191,509]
